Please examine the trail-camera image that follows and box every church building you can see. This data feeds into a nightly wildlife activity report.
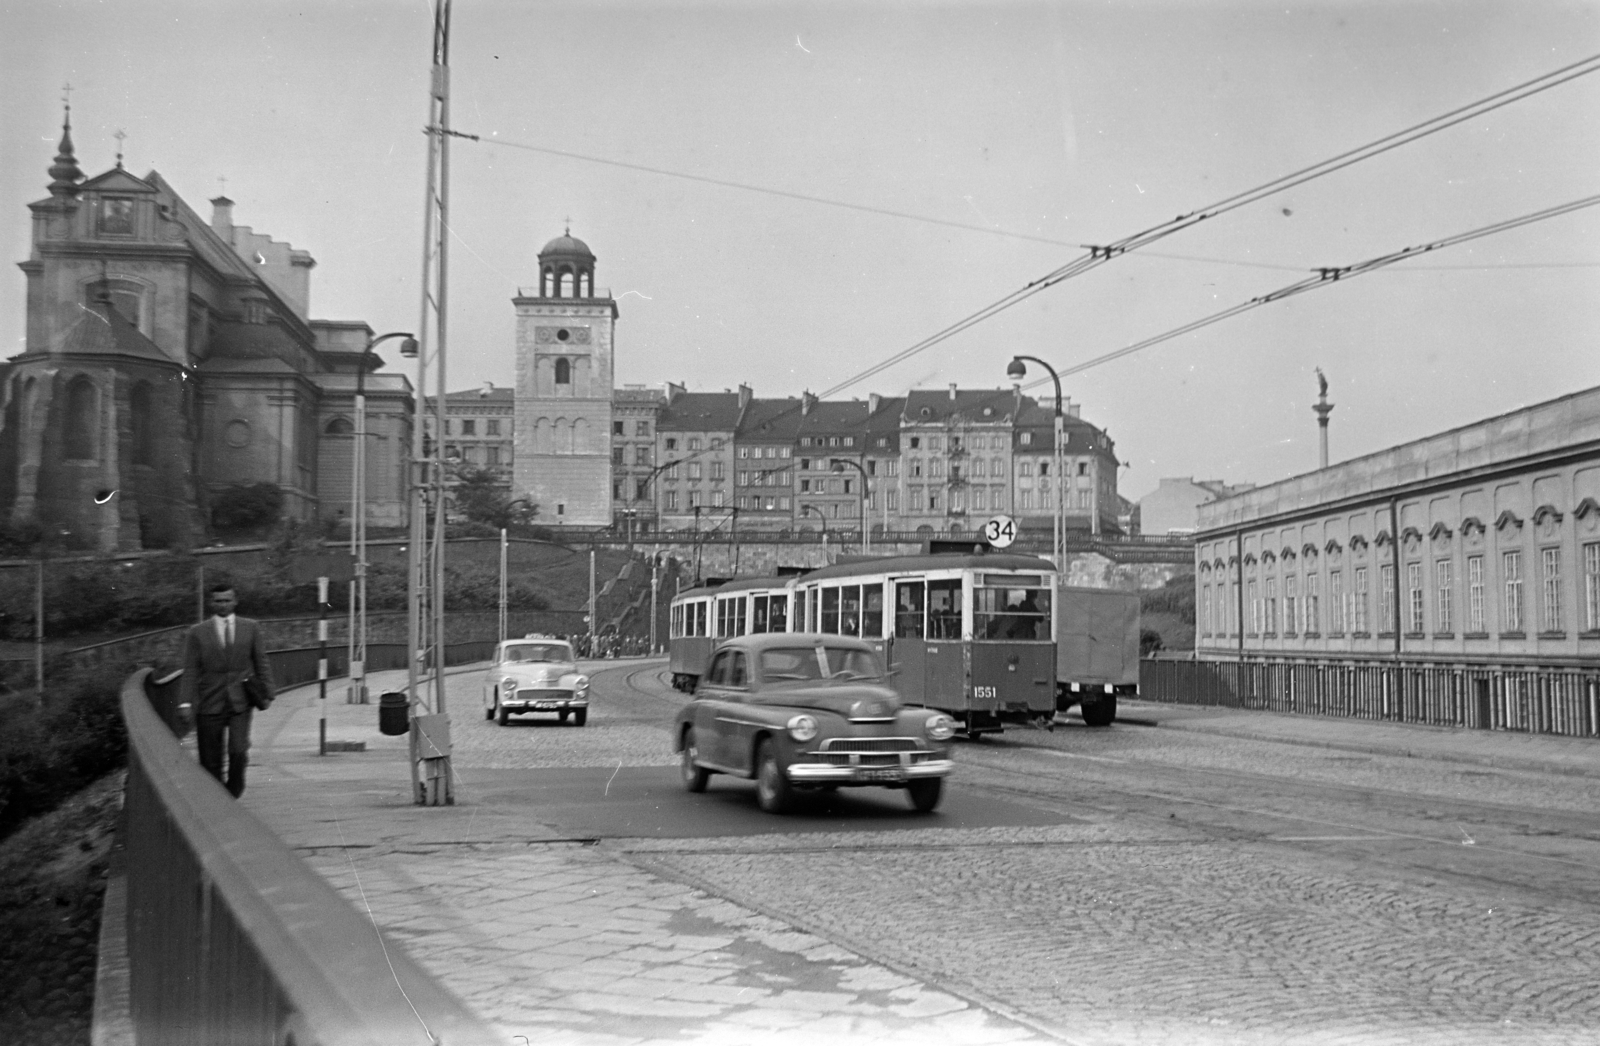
[0,105,413,552]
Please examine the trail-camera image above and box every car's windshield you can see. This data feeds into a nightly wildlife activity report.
[502,643,570,663]
[760,646,883,683]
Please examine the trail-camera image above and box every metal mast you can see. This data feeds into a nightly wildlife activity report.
[408,0,454,804]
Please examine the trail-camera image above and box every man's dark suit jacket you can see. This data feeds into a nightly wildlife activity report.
[180,616,276,716]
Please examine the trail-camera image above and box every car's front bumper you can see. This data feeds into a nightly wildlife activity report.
[787,759,953,783]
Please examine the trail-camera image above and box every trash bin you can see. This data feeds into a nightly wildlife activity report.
[379,691,410,736]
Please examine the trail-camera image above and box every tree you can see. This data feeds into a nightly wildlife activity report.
[451,466,534,530]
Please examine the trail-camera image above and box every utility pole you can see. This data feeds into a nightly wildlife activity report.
[588,549,597,654]
[407,0,454,805]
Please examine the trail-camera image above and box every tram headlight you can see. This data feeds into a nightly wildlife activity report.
[925,714,955,742]
[786,714,819,743]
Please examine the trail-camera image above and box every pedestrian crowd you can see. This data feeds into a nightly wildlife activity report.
[566,632,653,659]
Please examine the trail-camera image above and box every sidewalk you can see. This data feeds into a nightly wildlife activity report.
[1113,698,1600,779]
[237,661,1055,1045]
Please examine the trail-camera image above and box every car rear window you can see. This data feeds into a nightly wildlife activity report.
[760,646,881,682]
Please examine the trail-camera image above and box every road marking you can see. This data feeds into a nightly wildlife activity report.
[1271,835,1393,842]
[1031,749,1129,765]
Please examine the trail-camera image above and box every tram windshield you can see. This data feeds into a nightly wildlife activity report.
[974,574,1052,640]
[760,645,884,683]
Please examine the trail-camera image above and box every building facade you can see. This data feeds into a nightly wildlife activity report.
[1141,476,1256,536]
[654,389,740,532]
[1195,385,1600,667]
[612,385,664,534]
[0,107,411,551]
[512,231,618,526]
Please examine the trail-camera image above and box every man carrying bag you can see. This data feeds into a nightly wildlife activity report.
[179,585,276,798]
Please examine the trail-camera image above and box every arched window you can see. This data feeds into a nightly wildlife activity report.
[87,277,145,328]
[554,358,571,385]
[65,376,97,460]
[325,417,354,435]
[129,381,154,466]
[557,268,573,297]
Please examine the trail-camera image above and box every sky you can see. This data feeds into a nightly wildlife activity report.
[4,0,1598,503]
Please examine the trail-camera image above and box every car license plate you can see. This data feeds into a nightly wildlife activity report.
[534,701,560,710]
[858,768,906,782]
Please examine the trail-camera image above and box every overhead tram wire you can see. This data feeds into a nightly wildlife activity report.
[1010,191,1600,395]
[812,50,1600,400]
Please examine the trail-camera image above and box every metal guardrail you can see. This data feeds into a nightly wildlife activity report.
[121,667,499,1045]
[1140,656,1600,738]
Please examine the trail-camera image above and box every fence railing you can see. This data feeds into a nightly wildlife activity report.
[1140,656,1600,738]
[121,667,499,1045]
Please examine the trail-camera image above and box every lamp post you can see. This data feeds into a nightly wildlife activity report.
[1007,355,1064,569]
[497,497,534,644]
[347,331,416,705]
[829,458,870,553]
[802,504,829,563]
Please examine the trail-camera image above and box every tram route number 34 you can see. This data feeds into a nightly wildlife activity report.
[983,514,1017,549]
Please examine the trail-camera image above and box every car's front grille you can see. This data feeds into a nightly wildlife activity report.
[820,738,919,753]
[514,689,567,701]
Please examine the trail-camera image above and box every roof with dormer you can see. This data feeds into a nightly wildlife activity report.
[658,391,742,433]
[902,387,1018,426]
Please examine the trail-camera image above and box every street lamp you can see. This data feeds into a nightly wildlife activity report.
[829,458,870,554]
[498,496,535,644]
[801,504,829,563]
[1007,355,1064,569]
[348,331,416,704]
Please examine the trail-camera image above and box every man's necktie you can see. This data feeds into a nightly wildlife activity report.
[226,618,234,653]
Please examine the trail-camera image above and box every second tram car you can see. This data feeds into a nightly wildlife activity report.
[668,576,795,691]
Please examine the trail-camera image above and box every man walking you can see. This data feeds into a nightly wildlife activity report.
[180,585,275,798]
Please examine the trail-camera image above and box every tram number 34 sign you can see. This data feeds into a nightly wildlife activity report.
[983,514,1017,549]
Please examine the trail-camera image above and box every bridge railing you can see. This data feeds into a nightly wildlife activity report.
[1140,655,1600,738]
[121,667,499,1045]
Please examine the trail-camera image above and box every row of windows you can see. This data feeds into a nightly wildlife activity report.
[443,445,503,465]
[1201,545,1600,638]
[798,435,855,447]
[611,420,652,436]
[441,418,502,436]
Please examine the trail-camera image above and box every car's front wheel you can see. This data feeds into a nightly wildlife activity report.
[680,728,710,793]
[573,708,588,727]
[496,700,509,727]
[906,777,944,813]
[754,739,794,814]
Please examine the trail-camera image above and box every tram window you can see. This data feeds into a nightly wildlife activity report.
[840,585,862,637]
[863,585,885,637]
[928,579,962,639]
[895,581,926,638]
[751,595,770,634]
[670,605,681,638]
[821,587,841,634]
[770,595,789,633]
[734,598,747,636]
[693,601,707,637]
[975,584,1053,640]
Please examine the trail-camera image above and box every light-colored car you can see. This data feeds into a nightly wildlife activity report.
[673,633,956,814]
[482,636,590,726]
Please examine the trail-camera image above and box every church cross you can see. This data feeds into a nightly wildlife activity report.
[113,129,126,167]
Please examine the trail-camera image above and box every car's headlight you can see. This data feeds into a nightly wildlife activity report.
[787,714,818,742]
[501,676,518,690]
[573,675,590,694]
[925,714,955,741]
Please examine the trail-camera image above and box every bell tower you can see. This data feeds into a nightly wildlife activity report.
[512,229,617,526]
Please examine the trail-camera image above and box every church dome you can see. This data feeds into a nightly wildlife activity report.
[539,231,594,259]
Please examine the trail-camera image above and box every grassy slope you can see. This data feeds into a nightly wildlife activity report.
[0,770,122,1046]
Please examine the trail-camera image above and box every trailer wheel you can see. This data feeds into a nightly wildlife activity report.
[1081,694,1117,727]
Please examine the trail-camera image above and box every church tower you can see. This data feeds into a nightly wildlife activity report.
[512,230,617,526]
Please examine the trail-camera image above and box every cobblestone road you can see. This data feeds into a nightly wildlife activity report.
[269,661,1600,1044]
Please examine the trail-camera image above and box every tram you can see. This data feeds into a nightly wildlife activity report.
[668,576,796,692]
[791,552,1059,735]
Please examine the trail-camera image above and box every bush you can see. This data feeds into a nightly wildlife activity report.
[1141,573,1195,623]
[211,482,285,531]
[0,666,127,843]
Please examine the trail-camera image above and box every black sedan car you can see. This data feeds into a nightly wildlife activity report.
[672,633,956,813]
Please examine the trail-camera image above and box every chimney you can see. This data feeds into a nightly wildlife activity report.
[802,391,817,416]
[666,381,685,405]
[869,392,881,414]
[948,383,957,401]
[738,384,753,412]
[210,196,234,240]
[1068,403,1081,419]
[480,380,494,398]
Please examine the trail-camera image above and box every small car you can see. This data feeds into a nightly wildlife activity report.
[672,632,955,814]
[482,636,590,726]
